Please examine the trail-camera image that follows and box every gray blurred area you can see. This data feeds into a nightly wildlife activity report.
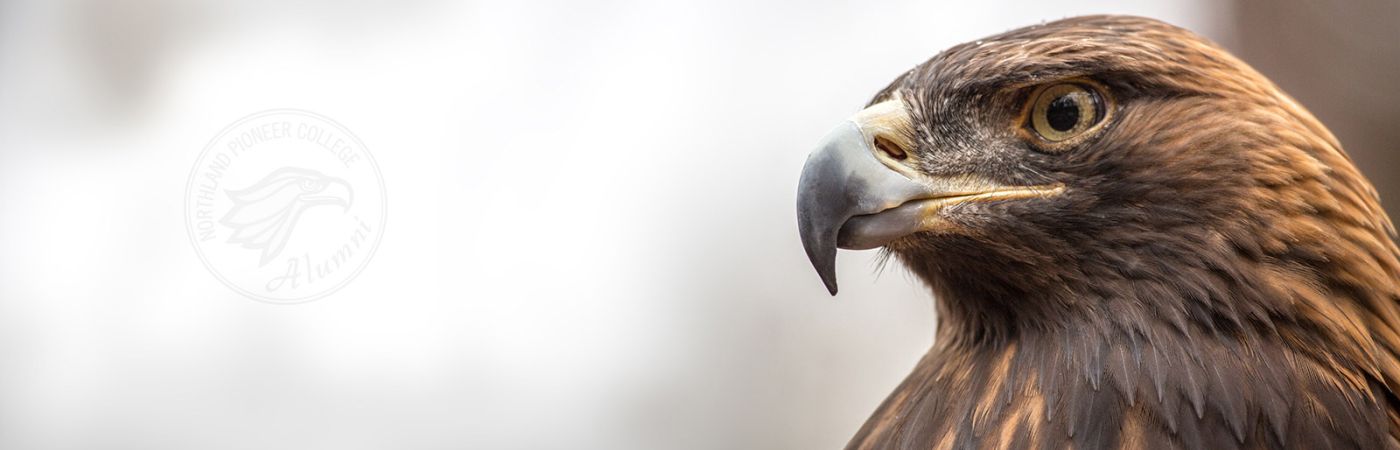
[0,1,1392,449]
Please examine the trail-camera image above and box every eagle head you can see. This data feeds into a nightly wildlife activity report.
[797,15,1400,448]
[221,167,354,265]
[796,14,1395,316]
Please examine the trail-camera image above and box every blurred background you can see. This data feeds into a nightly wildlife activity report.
[0,0,1393,449]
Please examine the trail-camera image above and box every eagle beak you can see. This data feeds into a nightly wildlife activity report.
[308,178,355,211]
[796,97,1061,295]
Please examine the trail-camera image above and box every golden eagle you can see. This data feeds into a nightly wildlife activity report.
[796,15,1400,449]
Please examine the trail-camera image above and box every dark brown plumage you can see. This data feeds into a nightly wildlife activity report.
[798,15,1400,449]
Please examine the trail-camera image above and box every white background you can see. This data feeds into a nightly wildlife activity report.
[0,1,1227,449]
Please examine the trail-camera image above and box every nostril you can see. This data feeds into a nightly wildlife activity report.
[873,135,908,160]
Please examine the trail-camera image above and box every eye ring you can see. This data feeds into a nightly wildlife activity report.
[1020,81,1111,151]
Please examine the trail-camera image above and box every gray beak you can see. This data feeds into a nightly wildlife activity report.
[796,99,926,295]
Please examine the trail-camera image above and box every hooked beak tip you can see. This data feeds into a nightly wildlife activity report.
[802,236,840,296]
[797,152,845,296]
[797,206,840,295]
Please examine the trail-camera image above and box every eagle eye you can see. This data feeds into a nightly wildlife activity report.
[1025,82,1107,148]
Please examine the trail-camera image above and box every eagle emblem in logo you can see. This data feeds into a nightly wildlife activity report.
[221,167,354,266]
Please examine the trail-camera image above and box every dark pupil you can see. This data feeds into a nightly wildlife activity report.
[1046,95,1080,132]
